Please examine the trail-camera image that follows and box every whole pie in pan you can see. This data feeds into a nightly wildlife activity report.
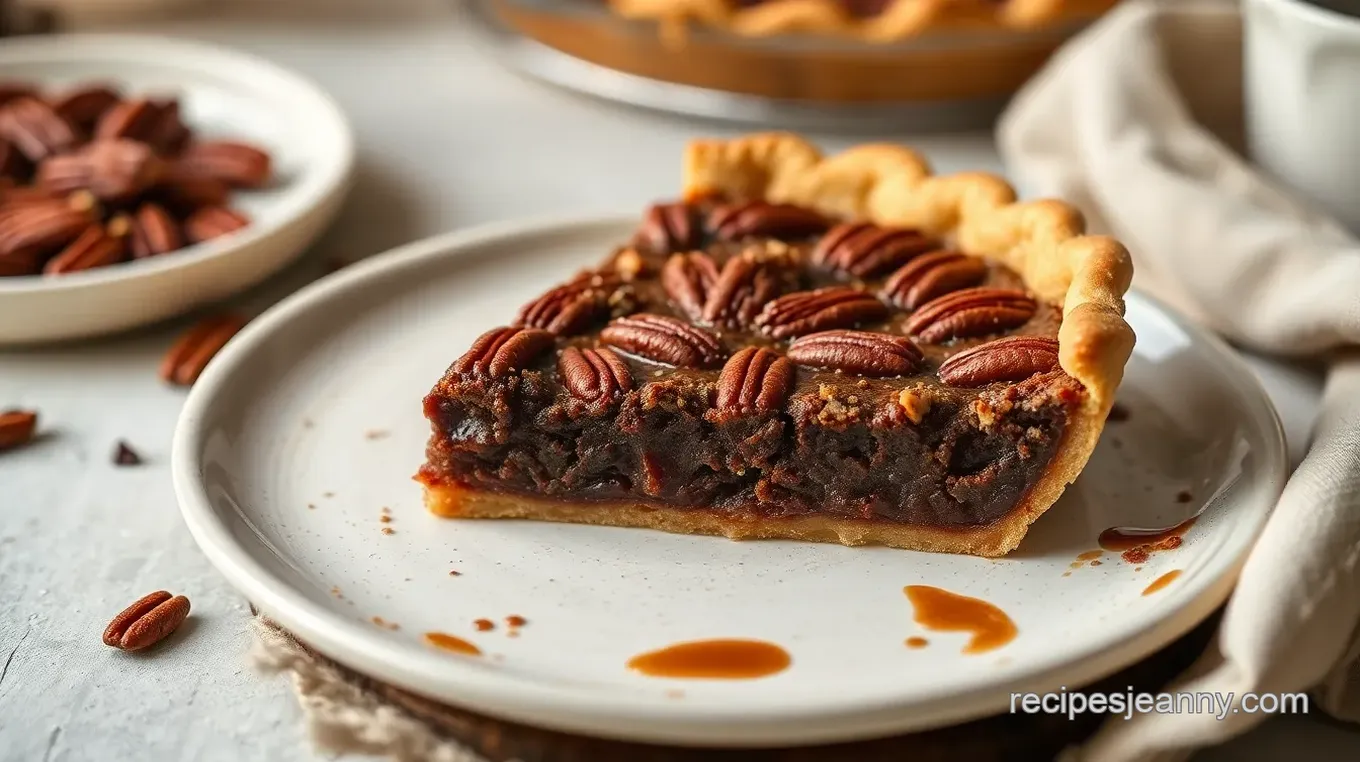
[608,0,1120,42]
[418,133,1134,557]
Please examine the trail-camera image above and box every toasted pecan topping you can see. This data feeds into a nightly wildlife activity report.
[559,346,633,403]
[174,140,272,189]
[786,330,923,377]
[516,271,622,335]
[127,203,182,258]
[37,139,165,202]
[703,254,782,328]
[184,205,249,244]
[755,286,888,339]
[49,85,120,129]
[636,201,699,252]
[0,97,78,161]
[660,252,720,322]
[600,314,724,368]
[811,222,937,278]
[43,223,127,274]
[905,287,1037,343]
[881,250,987,310]
[0,198,93,258]
[938,335,1060,387]
[714,347,794,414]
[454,326,555,378]
[706,201,829,241]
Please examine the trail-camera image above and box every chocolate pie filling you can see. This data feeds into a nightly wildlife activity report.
[420,199,1084,530]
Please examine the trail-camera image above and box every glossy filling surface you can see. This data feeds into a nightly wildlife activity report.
[420,200,1084,529]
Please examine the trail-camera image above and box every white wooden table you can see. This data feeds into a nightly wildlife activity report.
[1,0,1355,758]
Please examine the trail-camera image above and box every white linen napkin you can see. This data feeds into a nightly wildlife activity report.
[998,1,1360,760]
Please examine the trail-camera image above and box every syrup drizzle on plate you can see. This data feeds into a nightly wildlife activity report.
[423,632,482,656]
[1142,570,1183,596]
[627,639,790,679]
[904,585,1017,654]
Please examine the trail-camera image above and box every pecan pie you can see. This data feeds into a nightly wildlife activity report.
[419,133,1134,557]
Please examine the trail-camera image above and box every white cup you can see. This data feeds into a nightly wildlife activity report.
[1243,0,1360,231]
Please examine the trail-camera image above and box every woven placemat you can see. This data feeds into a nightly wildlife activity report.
[251,610,1221,762]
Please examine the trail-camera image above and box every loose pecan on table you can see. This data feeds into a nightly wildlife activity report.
[811,222,938,278]
[600,314,724,368]
[714,347,794,414]
[159,313,249,386]
[706,201,829,241]
[754,286,888,339]
[937,335,1060,387]
[881,250,988,310]
[635,201,699,253]
[113,440,144,466]
[184,205,249,244]
[515,271,622,335]
[660,252,719,322]
[0,409,38,450]
[558,346,633,404]
[786,330,924,377]
[904,287,1037,343]
[453,325,555,378]
[103,591,191,651]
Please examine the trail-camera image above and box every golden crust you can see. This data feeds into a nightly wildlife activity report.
[681,131,1135,556]
[426,485,1039,557]
[607,0,1119,43]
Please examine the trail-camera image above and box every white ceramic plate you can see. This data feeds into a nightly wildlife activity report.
[0,34,354,345]
[174,216,1287,746]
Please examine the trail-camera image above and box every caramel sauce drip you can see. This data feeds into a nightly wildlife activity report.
[1076,550,1103,562]
[1142,570,1183,596]
[627,639,790,679]
[1098,517,1196,552]
[423,632,482,656]
[905,636,929,649]
[904,585,1017,654]
[473,618,495,632]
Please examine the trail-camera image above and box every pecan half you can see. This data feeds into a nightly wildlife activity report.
[0,97,78,161]
[938,335,1060,387]
[558,346,633,404]
[37,139,165,202]
[905,287,1037,343]
[660,252,719,321]
[786,330,923,377]
[184,206,249,244]
[702,255,782,329]
[94,97,161,142]
[103,591,191,651]
[145,99,190,155]
[754,286,888,339]
[157,173,230,213]
[881,250,988,310]
[811,222,937,278]
[635,202,699,253]
[0,199,92,257]
[0,409,38,450]
[714,347,794,414]
[0,248,40,276]
[453,326,555,378]
[600,314,724,368]
[174,140,272,189]
[516,271,622,335]
[128,203,182,258]
[0,84,37,109]
[0,139,27,180]
[43,224,127,274]
[50,84,120,129]
[706,201,829,241]
[159,313,249,386]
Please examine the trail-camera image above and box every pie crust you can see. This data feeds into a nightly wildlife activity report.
[422,133,1134,557]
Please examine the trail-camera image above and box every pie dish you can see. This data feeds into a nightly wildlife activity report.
[607,0,1120,42]
[419,133,1134,556]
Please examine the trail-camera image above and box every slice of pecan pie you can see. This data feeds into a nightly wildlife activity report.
[419,133,1134,557]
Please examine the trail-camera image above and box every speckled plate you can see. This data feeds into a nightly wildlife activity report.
[172,215,1287,746]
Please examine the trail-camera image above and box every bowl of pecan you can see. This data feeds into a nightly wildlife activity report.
[0,35,354,344]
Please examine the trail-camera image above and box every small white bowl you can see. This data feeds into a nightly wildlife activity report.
[0,34,355,345]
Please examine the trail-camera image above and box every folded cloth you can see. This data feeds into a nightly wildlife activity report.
[999,1,1360,760]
